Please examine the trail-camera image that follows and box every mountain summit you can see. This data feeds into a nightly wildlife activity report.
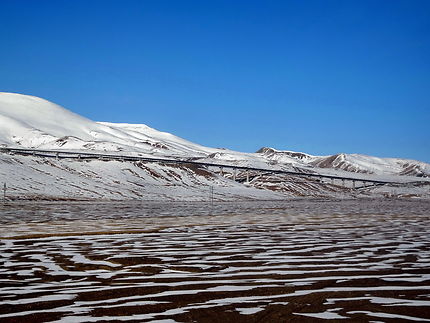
[0,92,212,156]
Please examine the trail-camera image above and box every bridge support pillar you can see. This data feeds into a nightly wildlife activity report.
[220,167,223,176]
[352,180,356,189]
[331,178,334,185]
[246,171,250,183]
[233,169,236,181]
[56,153,59,160]
[342,179,345,187]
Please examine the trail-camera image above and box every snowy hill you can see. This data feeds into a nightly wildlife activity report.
[0,92,214,157]
[0,92,429,200]
[311,153,430,177]
[257,147,430,178]
[1,92,429,178]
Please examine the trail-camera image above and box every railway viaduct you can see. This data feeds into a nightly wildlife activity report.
[1,147,425,190]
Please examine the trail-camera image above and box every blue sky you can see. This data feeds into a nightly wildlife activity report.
[1,0,429,162]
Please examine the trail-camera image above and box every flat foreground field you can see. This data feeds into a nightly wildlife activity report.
[1,199,430,322]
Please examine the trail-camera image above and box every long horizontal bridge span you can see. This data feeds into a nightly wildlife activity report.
[1,147,424,189]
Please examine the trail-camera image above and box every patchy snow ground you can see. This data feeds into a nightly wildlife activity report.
[0,154,289,201]
[1,200,429,322]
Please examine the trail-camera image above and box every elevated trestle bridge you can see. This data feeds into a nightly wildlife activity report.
[0,147,425,190]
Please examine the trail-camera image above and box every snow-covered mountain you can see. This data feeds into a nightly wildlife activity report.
[257,147,430,178]
[2,92,429,177]
[0,92,429,200]
[0,92,215,157]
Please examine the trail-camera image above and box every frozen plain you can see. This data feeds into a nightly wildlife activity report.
[1,199,430,322]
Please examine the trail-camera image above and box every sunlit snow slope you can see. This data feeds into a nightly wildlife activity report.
[1,92,429,178]
[0,92,214,157]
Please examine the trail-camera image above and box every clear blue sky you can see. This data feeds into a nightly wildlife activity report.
[1,0,429,162]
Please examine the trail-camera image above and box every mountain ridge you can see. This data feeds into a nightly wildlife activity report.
[1,92,429,201]
[1,92,429,179]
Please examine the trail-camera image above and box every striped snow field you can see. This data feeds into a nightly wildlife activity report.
[0,200,430,322]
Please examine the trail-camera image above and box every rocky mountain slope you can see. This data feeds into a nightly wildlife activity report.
[257,147,430,178]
